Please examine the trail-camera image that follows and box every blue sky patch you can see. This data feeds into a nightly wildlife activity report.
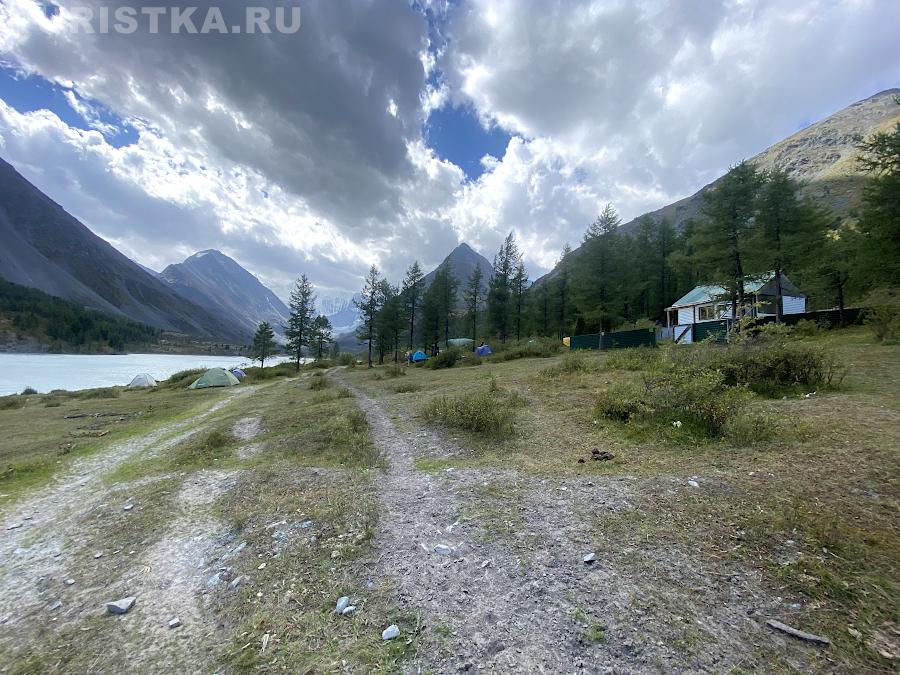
[0,65,138,148]
[425,103,512,181]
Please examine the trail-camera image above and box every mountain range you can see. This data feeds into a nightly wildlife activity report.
[537,88,900,284]
[0,157,245,343]
[159,250,291,339]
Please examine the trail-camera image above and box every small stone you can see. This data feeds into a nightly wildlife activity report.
[106,596,136,615]
[481,559,493,569]
[583,553,597,565]
[49,600,62,611]
[6,523,22,530]
[687,480,699,488]
[341,605,356,615]
[228,576,246,591]
[382,624,400,640]
[168,617,182,629]
[93,551,104,559]
[257,562,266,570]
[207,572,222,587]
[0,616,8,625]
[434,544,453,556]
[65,579,75,586]
[298,520,313,529]
[123,504,133,512]
[335,596,350,613]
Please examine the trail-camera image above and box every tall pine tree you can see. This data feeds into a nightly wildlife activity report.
[463,264,484,349]
[285,274,315,370]
[354,265,383,368]
[401,262,425,349]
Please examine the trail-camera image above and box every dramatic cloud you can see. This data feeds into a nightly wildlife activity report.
[0,0,898,299]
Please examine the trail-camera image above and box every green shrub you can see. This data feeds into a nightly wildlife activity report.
[336,353,356,366]
[309,373,329,391]
[428,348,461,369]
[596,367,749,437]
[384,363,406,378]
[77,387,120,399]
[492,338,563,362]
[321,409,370,459]
[164,369,204,388]
[791,319,824,338]
[422,383,522,437]
[0,396,23,411]
[334,386,354,398]
[602,347,660,371]
[391,381,421,394]
[20,387,38,396]
[541,351,600,377]
[863,288,900,342]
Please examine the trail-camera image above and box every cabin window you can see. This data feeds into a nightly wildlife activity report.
[698,304,715,321]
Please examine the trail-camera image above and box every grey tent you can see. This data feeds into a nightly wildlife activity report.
[127,373,158,388]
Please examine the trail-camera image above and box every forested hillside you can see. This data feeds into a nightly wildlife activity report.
[0,279,159,353]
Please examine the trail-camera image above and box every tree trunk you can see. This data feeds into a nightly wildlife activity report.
[774,267,784,324]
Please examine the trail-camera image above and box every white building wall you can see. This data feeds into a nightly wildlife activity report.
[783,296,806,314]
[677,308,694,324]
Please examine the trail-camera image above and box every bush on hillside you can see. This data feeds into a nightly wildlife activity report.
[428,348,461,369]
[596,366,749,437]
[863,288,900,342]
[165,369,204,388]
[0,396,23,411]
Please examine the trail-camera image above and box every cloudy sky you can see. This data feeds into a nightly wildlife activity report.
[0,0,898,301]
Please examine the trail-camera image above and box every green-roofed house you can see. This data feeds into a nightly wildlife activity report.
[665,272,806,343]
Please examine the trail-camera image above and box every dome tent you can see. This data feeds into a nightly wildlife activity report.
[188,368,240,389]
[231,368,247,379]
[410,350,428,363]
[127,373,158,388]
[475,345,493,357]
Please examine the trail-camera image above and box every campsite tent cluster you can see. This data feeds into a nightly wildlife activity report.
[125,367,247,389]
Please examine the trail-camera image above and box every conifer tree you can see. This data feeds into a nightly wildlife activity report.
[285,274,315,370]
[311,315,333,360]
[354,265,383,368]
[401,261,425,349]
[252,321,276,368]
[463,264,484,349]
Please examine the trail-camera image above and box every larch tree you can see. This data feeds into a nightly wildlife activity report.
[512,260,528,343]
[285,274,315,370]
[354,265,384,368]
[463,264,483,349]
[252,321,277,368]
[401,261,425,349]
[311,315,333,360]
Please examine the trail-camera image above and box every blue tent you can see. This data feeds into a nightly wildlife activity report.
[231,368,246,379]
[411,350,428,363]
[475,345,493,357]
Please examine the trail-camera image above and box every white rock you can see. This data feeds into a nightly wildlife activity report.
[341,605,356,615]
[49,600,62,611]
[65,579,75,586]
[123,504,133,512]
[583,553,597,564]
[93,551,104,559]
[106,597,136,615]
[257,562,266,570]
[382,624,400,640]
[6,523,22,530]
[687,480,699,488]
[168,617,182,629]
[335,596,350,613]
[228,576,246,591]
[433,544,453,556]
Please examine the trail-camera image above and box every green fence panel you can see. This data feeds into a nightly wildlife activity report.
[693,320,728,343]
[600,328,657,350]
[569,333,601,350]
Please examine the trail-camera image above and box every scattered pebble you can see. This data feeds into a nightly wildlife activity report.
[65,579,75,586]
[257,562,267,570]
[6,523,22,530]
[207,572,222,587]
[49,600,62,611]
[341,605,356,616]
[434,544,453,556]
[687,480,699,488]
[335,596,350,613]
[583,553,597,565]
[123,504,133,512]
[168,617,182,629]
[481,559,493,569]
[93,551,104,559]
[228,576,246,591]
[105,596,136,615]
[382,624,400,640]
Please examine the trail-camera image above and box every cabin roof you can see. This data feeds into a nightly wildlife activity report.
[667,272,804,309]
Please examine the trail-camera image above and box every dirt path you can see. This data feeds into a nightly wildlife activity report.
[342,379,805,674]
[0,387,256,646]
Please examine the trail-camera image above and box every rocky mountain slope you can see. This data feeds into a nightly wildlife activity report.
[160,250,290,339]
[422,242,493,307]
[538,88,900,283]
[0,158,246,343]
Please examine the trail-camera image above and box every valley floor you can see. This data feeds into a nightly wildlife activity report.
[0,328,897,673]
